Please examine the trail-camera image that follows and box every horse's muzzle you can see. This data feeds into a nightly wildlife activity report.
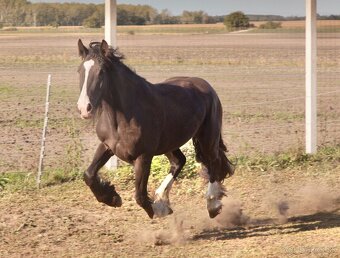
[78,103,93,119]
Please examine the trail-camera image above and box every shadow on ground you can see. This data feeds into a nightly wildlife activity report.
[192,208,340,241]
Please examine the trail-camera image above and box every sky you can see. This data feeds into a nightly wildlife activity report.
[30,0,340,17]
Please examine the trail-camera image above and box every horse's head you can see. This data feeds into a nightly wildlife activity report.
[77,39,110,119]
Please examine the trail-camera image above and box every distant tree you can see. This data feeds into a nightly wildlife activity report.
[154,9,180,24]
[0,0,29,26]
[117,4,157,25]
[224,11,250,31]
[83,11,101,28]
[259,21,282,29]
[181,10,208,24]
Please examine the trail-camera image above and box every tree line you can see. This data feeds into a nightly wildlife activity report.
[0,0,339,28]
[0,0,223,27]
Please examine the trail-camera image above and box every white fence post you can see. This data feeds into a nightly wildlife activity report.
[105,0,117,47]
[305,0,317,154]
[105,0,118,170]
[37,74,51,188]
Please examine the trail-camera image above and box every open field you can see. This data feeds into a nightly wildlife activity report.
[0,29,339,172]
[1,20,340,35]
[0,27,339,257]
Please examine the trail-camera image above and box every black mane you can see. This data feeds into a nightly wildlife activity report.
[88,42,124,67]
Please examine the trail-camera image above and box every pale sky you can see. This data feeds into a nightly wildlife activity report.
[30,0,340,16]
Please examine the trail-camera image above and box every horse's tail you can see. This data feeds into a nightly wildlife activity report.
[217,135,235,181]
[193,134,235,182]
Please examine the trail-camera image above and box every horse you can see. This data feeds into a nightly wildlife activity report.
[76,39,234,219]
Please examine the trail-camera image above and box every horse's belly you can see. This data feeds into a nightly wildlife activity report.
[156,119,202,154]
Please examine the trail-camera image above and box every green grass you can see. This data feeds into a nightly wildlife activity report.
[0,27,103,34]
[236,144,340,172]
[1,144,339,194]
[227,111,305,122]
[2,25,340,35]
[0,85,14,94]
[251,27,340,33]
[0,25,227,35]
[117,26,226,35]
[0,172,36,193]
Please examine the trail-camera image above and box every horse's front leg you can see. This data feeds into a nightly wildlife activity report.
[84,142,122,207]
[134,155,154,218]
[152,149,186,218]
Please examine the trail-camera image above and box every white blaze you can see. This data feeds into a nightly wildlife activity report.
[77,59,94,117]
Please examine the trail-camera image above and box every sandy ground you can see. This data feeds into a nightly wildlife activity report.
[1,166,340,257]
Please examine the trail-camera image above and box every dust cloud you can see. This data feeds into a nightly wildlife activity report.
[214,182,340,228]
[137,216,188,246]
[137,182,340,245]
[274,183,340,223]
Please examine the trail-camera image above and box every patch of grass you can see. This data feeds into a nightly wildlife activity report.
[227,111,304,122]
[0,172,36,193]
[0,26,102,34]
[235,144,340,172]
[0,176,10,191]
[0,55,79,66]
[251,27,340,34]
[0,85,13,94]
[3,144,340,192]
[15,118,43,129]
[41,119,84,187]
[42,168,80,186]
[105,141,199,187]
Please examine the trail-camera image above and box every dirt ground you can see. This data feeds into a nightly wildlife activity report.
[1,166,340,257]
[0,29,340,257]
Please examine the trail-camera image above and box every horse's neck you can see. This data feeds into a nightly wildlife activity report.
[106,63,153,111]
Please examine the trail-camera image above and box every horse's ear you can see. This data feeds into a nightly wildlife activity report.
[100,40,109,56]
[78,39,88,59]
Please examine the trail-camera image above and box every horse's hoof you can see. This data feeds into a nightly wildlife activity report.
[102,193,122,207]
[208,206,222,218]
[207,198,222,218]
[152,200,173,218]
[111,194,122,207]
[144,205,155,219]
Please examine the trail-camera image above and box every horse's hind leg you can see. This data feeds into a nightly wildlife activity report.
[84,142,122,207]
[152,149,186,218]
[193,133,233,218]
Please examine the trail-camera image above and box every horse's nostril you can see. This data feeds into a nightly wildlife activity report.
[87,103,92,112]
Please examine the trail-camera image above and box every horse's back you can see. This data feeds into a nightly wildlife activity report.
[161,76,215,94]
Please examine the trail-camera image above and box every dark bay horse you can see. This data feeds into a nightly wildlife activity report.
[77,39,234,219]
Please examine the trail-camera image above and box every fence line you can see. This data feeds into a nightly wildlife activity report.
[224,90,340,108]
[1,89,338,115]
[37,74,51,188]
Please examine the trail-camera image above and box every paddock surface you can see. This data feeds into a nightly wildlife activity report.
[0,30,339,257]
[1,167,339,257]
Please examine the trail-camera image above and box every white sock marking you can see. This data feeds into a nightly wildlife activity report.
[207,182,221,200]
[155,174,174,198]
[153,174,174,218]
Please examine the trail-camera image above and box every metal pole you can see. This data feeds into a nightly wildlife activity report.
[305,0,317,154]
[37,74,51,188]
[105,0,117,47]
